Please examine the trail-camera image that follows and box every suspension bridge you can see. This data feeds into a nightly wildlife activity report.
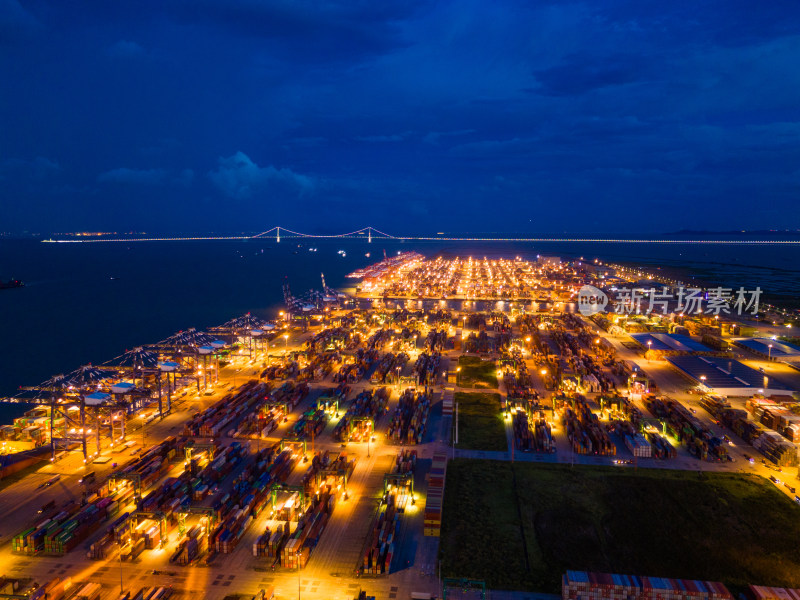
[41,226,800,244]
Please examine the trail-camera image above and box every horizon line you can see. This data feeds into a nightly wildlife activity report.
[40,225,800,245]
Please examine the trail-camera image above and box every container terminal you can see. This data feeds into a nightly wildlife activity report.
[0,255,799,600]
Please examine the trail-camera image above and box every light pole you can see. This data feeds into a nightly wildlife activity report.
[118,541,125,594]
[647,340,652,361]
[454,402,458,445]
[284,334,289,356]
[297,550,302,600]
[768,344,773,361]
[571,431,575,467]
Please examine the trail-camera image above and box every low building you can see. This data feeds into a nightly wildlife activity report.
[667,355,794,397]
[537,255,561,265]
[631,332,712,354]
[735,338,800,370]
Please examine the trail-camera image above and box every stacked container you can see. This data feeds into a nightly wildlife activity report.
[749,586,800,600]
[270,381,310,410]
[274,483,337,568]
[13,491,131,556]
[625,434,652,458]
[183,381,271,437]
[645,396,727,461]
[291,407,328,440]
[333,388,389,442]
[371,352,409,384]
[514,410,553,452]
[387,389,431,445]
[563,396,616,456]
[441,387,454,417]
[361,449,416,575]
[41,577,72,600]
[424,452,447,537]
[414,351,441,386]
[361,493,398,575]
[562,571,732,600]
[646,432,677,459]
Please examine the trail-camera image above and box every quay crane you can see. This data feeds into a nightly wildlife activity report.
[321,272,349,303]
[148,328,227,395]
[210,312,275,359]
[102,346,185,420]
[6,365,126,461]
[282,276,317,315]
[282,274,350,318]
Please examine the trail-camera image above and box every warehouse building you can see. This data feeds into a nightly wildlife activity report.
[667,355,795,397]
[631,332,712,354]
[735,338,800,368]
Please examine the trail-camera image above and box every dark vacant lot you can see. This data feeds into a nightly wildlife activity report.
[441,460,800,593]
[457,355,498,389]
[454,392,507,452]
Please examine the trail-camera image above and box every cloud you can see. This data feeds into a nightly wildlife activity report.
[4,0,800,234]
[140,138,182,157]
[355,131,413,142]
[532,52,651,96]
[173,169,194,187]
[32,156,60,170]
[422,129,475,145]
[1,156,61,179]
[448,137,532,158]
[163,0,423,65]
[97,167,167,185]
[108,39,145,59]
[283,136,327,148]
[0,0,41,45]
[97,166,196,187]
[208,151,314,200]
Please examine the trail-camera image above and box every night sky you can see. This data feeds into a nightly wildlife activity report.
[2,1,799,235]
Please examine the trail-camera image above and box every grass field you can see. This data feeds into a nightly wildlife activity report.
[454,392,507,451]
[457,355,498,389]
[441,459,800,593]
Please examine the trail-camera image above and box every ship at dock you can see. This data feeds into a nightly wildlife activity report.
[0,278,24,290]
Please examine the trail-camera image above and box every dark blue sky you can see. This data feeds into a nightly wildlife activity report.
[2,1,799,234]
